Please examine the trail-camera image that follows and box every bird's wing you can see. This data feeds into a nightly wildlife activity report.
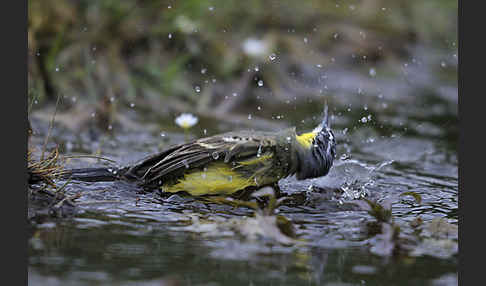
[123,131,278,187]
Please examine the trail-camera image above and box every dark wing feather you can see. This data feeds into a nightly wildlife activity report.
[123,131,277,188]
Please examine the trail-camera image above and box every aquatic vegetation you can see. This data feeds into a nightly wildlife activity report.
[355,192,457,259]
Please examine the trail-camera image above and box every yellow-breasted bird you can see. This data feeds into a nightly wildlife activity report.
[65,106,336,197]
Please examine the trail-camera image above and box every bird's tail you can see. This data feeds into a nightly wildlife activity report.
[62,167,126,182]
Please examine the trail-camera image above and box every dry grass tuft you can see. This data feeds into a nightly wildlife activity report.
[28,146,67,188]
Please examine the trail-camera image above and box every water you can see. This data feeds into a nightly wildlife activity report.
[28,46,457,285]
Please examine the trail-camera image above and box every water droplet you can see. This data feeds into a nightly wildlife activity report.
[110,97,115,102]
[195,86,201,93]
[257,145,262,157]
[286,136,292,142]
[212,78,217,83]
[203,129,207,135]
[201,68,207,74]
[269,53,276,61]
[55,67,60,72]
[333,33,339,39]
[212,152,219,160]
[91,112,96,118]
[168,33,172,39]
[254,66,259,72]
[316,64,322,68]
[257,80,263,87]
[248,114,252,120]
[182,160,189,169]
[108,125,113,130]
[232,92,238,97]
[369,68,376,77]
[360,117,368,123]
[257,106,261,110]
[130,103,135,108]
[160,132,165,137]
[168,5,172,9]
[441,61,447,68]
[303,37,308,44]
[208,6,214,11]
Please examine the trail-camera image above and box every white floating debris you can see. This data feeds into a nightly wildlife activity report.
[257,80,264,87]
[269,53,277,61]
[194,86,201,93]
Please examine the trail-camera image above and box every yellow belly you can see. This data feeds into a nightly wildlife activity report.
[162,163,256,196]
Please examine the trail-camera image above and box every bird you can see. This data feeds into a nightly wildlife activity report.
[64,106,336,198]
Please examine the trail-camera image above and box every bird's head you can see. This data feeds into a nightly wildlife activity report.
[295,105,336,180]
